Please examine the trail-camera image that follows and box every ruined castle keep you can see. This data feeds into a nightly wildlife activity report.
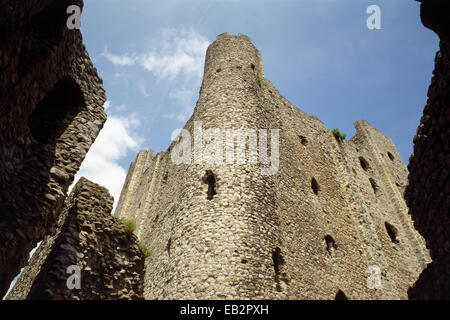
[2,1,447,301]
[0,0,106,297]
[406,0,450,300]
[114,33,430,300]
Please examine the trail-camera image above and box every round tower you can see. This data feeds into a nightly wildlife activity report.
[145,33,282,299]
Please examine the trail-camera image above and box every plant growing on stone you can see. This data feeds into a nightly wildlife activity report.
[119,218,136,235]
[139,243,153,258]
[331,128,346,142]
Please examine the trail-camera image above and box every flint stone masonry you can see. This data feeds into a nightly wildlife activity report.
[0,0,107,297]
[115,32,430,299]
[7,178,145,300]
[407,0,450,300]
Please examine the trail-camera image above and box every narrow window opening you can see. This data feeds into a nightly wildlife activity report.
[311,177,320,195]
[387,152,395,161]
[324,235,337,255]
[359,157,370,171]
[166,237,172,256]
[216,68,222,73]
[369,178,379,195]
[385,222,399,244]
[272,247,285,292]
[163,171,168,182]
[335,290,348,300]
[202,170,217,200]
[250,63,255,70]
[272,248,283,273]
[299,135,308,146]
[241,259,248,264]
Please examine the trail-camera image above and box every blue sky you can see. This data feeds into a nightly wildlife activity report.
[73,0,439,209]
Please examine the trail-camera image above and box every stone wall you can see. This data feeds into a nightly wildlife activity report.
[115,33,429,299]
[7,178,145,300]
[0,0,107,296]
[406,0,450,300]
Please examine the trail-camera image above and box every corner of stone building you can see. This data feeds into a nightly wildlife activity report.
[114,149,157,219]
[350,119,429,263]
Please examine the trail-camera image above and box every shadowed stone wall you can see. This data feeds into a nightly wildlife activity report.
[115,33,429,300]
[0,0,107,296]
[7,178,145,300]
[407,0,450,300]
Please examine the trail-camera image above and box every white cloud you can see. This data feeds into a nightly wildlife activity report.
[138,81,150,97]
[113,72,131,84]
[101,46,136,66]
[115,104,128,112]
[138,27,209,81]
[72,102,143,212]
[164,87,197,121]
[102,27,210,122]
[103,27,209,82]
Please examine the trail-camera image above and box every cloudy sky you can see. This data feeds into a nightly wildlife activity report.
[72,0,439,210]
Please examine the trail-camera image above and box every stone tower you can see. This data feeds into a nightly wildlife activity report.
[115,33,430,300]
